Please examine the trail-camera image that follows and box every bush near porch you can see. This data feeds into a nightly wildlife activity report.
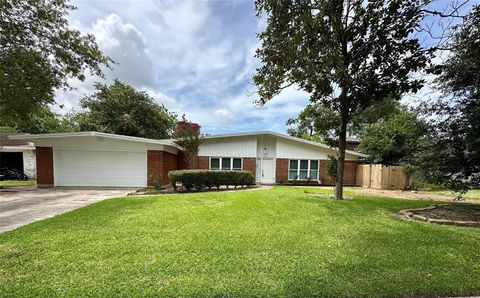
[169,170,255,191]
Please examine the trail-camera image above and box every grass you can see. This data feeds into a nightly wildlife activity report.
[0,179,36,187]
[1,187,479,297]
[429,189,480,200]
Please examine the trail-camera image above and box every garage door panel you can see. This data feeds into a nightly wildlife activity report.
[55,150,147,187]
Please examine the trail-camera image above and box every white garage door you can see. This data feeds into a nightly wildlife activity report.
[55,149,147,187]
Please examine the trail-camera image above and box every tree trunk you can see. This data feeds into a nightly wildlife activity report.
[335,105,348,200]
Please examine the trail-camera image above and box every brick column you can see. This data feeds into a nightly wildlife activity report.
[320,159,358,186]
[160,152,178,185]
[197,156,209,169]
[36,147,54,187]
[242,157,256,175]
[275,158,289,184]
[147,150,179,186]
[147,150,162,186]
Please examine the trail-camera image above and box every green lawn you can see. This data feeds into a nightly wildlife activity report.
[0,179,36,187]
[1,187,479,297]
[430,189,480,200]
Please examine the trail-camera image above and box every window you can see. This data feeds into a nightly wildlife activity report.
[299,160,308,179]
[210,158,220,170]
[232,158,242,170]
[310,160,319,180]
[222,158,231,170]
[210,157,242,171]
[288,159,319,180]
[288,160,298,180]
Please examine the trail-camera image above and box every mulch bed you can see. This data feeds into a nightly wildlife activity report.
[399,204,480,227]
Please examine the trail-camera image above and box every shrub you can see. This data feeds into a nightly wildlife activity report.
[169,170,255,191]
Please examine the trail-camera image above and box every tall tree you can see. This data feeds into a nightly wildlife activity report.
[287,96,401,146]
[174,115,204,169]
[0,0,111,126]
[416,6,480,195]
[357,107,428,165]
[254,0,428,199]
[75,80,177,139]
[0,106,76,134]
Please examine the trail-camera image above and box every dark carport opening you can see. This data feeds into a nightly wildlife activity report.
[0,152,24,171]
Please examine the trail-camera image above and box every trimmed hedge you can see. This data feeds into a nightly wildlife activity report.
[169,170,255,191]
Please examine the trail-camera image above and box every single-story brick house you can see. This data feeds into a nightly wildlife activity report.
[9,131,366,188]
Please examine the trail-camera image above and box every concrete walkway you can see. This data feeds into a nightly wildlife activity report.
[0,187,133,233]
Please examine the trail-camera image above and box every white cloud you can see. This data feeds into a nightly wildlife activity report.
[93,13,154,88]
[53,0,311,135]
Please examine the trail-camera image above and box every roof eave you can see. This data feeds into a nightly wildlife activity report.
[9,132,183,150]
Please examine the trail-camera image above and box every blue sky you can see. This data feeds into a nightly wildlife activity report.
[54,0,477,135]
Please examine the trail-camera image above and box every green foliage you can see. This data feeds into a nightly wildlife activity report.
[415,6,480,194]
[0,106,76,134]
[0,49,56,124]
[0,0,111,123]
[254,0,429,199]
[357,107,428,165]
[75,80,177,139]
[174,116,204,169]
[169,170,255,191]
[151,176,163,190]
[326,155,337,180]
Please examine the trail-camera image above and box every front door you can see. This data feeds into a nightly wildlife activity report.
[259,158,275,184]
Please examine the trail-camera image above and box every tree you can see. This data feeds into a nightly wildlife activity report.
[0,0,111,124]
[357,107,428,165]
[174,115,204,169]
[0,106,76,134]
[416,6,480,195]
[75,80,177,139]
[287,96,401,146]
[254,0,428,199]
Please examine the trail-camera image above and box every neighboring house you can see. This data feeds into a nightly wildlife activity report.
[346,137,361,151]
[9,131,367,188]
[0,133,36,178]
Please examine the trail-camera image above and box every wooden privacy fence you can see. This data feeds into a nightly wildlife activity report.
[356,164,409,190]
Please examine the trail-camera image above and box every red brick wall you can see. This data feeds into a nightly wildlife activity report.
[242,157,256,175]
[320,160,357,186]
[147,150,179,186]
[198,156,209,169]
[177,151,188,170]
[276,158,289,183]
[160,152,178,185]
[343,161,358,186]
[147,150,162,186]
[36,147,54,187]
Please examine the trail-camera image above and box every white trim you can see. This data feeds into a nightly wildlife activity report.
[209,157,243,171]
[8,131,184,150]
[288,159,319,181]
[203,131,367,158]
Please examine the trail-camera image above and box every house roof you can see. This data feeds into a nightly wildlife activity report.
[346,137,361,143]
[8,131,184,150]
[203,131,368,158]
[0,133,34,147]
[9,130,367,158]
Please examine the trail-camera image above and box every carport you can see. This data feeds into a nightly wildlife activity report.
[9,132,183,188]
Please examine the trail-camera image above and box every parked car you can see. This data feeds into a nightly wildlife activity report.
[0,167,28,181]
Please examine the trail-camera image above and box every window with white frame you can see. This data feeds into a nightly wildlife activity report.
[210,157,242,171]
[288,159,319,180]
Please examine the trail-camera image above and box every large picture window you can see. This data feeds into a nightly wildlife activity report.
[288,159,319,180]
[210,157,242,171]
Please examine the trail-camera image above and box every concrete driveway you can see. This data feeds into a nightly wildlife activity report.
[0,187,134,233]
